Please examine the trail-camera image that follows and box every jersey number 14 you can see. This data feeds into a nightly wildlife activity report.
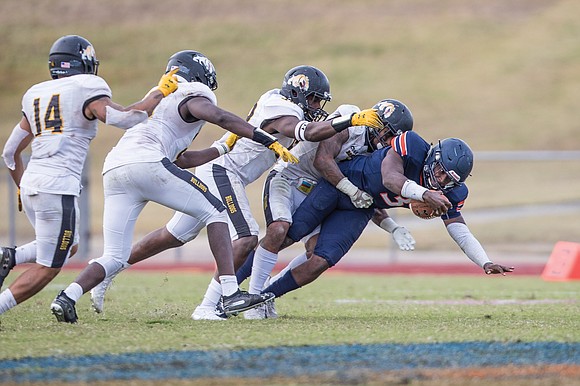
[33,94,62,136]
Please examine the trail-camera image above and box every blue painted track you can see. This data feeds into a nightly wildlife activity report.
[1,342,578,383]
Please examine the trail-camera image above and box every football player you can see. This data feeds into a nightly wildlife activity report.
[0,34,177,316]
[88,65,386,320]
[261,131,515,306]
[241,99,416,319]
[50,50,315,323]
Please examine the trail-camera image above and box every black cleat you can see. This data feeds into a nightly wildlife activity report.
[0,247,16,289]
[221,289,275,317]
[214,301,228,319]
[50,291,78,324]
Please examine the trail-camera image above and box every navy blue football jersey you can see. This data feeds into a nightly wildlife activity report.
[338,131,468,219]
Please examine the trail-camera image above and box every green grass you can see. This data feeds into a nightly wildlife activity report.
[0,271,578,360]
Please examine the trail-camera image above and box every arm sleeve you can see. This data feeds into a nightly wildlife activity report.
[446,222,492,268]
[2,124,29,170]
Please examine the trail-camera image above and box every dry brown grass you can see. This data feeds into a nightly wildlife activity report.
[1,0,579,249]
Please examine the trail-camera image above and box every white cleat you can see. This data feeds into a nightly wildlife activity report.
[265,299,278,319]
[90,276,112,314]
[243,303,267,320]
[191,306,227,321]
[89,259,115,314]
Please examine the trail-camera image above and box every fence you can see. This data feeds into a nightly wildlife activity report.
[3,151,580,263]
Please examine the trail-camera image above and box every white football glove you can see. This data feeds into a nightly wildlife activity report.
[392,226,416,251]
[350,189,374,208]
[336,177,374,208]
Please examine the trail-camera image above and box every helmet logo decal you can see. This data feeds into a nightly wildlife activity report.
[193,55,215,75]
[375,101,395,118]
[287,74,310,92]
[81,45,96,61]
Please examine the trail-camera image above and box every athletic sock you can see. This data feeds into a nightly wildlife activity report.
[0,289,17,314]
[248,245,278,294]
[262,270,300,298]
[271,252,308,283]
[63,282,83,303]
[219,275,238,297]
[198,278,222,309]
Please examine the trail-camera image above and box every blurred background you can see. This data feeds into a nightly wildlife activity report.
[1,0,579,267]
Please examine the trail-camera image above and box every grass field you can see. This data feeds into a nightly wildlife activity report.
[1,1,580,384]
[1,271,578,358]
[0,271,578,384]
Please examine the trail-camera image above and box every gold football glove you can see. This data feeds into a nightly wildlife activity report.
[17,187,22,212]
[268,141,299,164]
[351,108,384,130]
[225,133,240,151]
[157,68,179,97]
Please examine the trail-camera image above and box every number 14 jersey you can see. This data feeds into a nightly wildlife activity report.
[20,74,112,196]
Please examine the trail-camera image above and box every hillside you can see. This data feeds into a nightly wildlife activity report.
[1,0,579,251]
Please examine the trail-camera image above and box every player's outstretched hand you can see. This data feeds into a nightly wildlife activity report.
[224,133,240,152]
[350,189,373,208]
[392,226,415,251]
[157,68,179,97]
[483,262,515,276]
[269,141,299,164]
[351,109,384,130]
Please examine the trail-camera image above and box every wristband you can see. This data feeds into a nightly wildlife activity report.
[211,142,229,156]
[336,177,358,197]
[401,179,428,201]
[252,128,277,147]
[294,121,308,141]
[379,217,399,233]
[330,113,353,132]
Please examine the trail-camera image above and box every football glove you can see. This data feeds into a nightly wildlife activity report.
[350,189,374,208]
[225,133,240,150]
[331,108,384,132]
[157,68,179,97]
[350,108,383,129]
[336,178,373,208]
[17,187,22,212]
[269,141,299,164]
[392,226,415,251]
[211,133,239,156]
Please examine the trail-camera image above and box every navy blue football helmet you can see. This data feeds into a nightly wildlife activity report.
[423,138,473,192]
[166,50,218,90]
[48,35,99,79]
[280,65,332,121]
[367,99,414,151]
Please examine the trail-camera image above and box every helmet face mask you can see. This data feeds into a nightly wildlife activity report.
[423,138,474,192]
[367,99,413,151]
[166,50,218,90]
[48,35,99,79]
[366,126,392,151]
[280,65,332,122]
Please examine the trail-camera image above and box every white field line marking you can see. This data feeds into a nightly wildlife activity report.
[335,299,577,305]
